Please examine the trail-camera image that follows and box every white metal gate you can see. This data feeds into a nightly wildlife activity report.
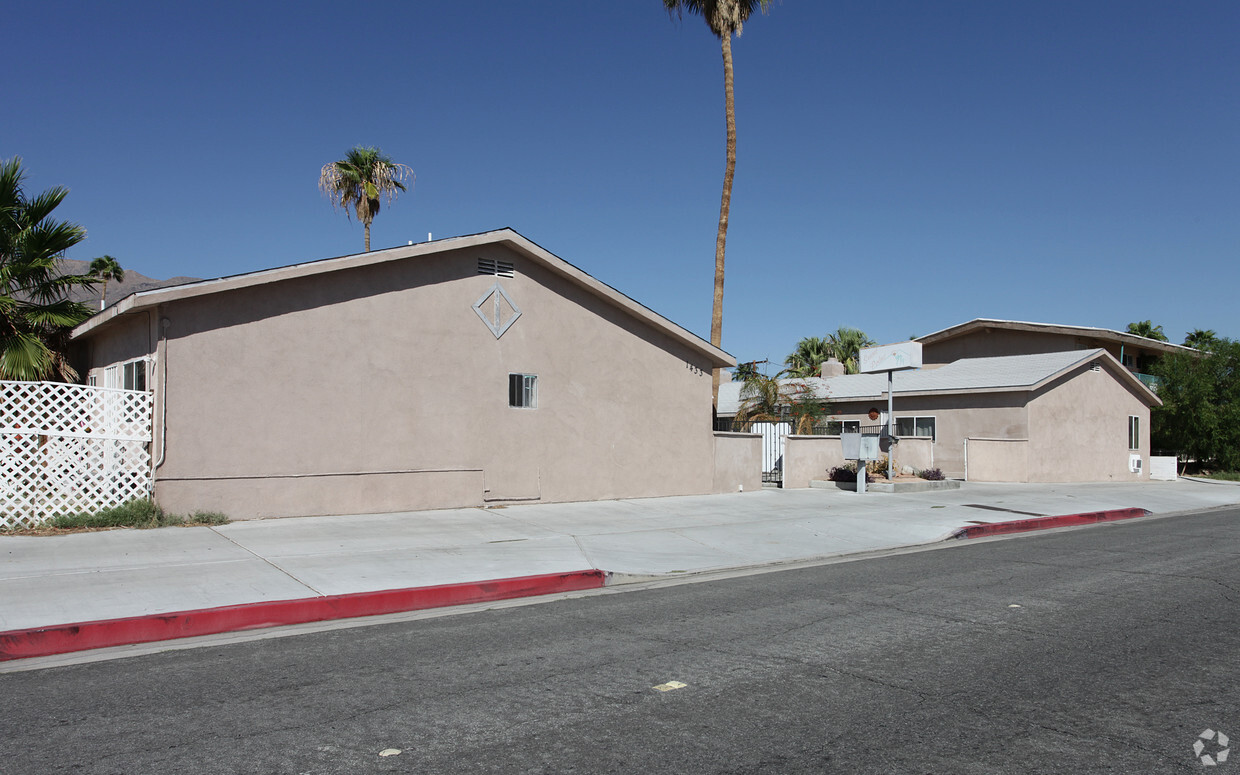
[1,381,153,528]
[753,421,791,486]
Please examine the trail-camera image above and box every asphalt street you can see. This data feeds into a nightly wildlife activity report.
[2,506,1237,774]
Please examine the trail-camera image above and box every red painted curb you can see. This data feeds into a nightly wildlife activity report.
[0,569,605,662]
[952,507,1150,539]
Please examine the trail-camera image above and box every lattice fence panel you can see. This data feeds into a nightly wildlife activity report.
[1,381,153,528]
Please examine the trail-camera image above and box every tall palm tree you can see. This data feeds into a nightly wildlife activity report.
[663,0,771,407]
[0,156,96,380]
[1126,320,1168,342]
[827,326,876,375]
[784,336,834,378]
[319,146,414,252]
[88,255,124,310]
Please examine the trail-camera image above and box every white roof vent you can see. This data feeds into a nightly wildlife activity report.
[477,258,515,278]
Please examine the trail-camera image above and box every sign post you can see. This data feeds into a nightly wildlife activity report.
[859,341,923,482]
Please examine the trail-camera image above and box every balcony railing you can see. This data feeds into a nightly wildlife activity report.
[1133,371,1160,391]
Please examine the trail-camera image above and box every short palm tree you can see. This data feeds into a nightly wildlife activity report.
[663,0,771,407]
[735,372,823,435]
[0,156,96,381]
[1126,320,1168,342]
[784,336,834,378]
[827,326,877,375]
[731,360,760,382]
[1183,329,1218,351]
[88,255,124,310]
[319,146,414,252]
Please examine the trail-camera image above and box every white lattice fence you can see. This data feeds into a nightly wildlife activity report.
[1,381,153,528]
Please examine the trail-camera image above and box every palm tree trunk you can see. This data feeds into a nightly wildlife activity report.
[711,31,737,407]
[364,222,371,252]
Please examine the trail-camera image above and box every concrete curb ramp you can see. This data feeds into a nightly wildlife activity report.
[0,507,1151,662]
[0,570,604,662]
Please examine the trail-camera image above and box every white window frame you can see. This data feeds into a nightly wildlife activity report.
[509,373,538,409]
[1128,415,1140,451]
[895,415,937,441]
[123,359,148,392]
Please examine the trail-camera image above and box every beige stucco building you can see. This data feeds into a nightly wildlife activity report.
[718,349,1161,483]
[70,229,758,520]
[916,318,1196,391]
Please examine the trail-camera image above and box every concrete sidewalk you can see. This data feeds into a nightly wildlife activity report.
[3,479,1239,652]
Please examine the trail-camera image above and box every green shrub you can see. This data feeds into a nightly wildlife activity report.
[50,499,165,529]
[42,500,229,530]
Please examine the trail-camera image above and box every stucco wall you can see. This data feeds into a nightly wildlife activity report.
[782,435,936,488]
[892,437,934,471]
[1026,361,1151,482]
[966,439,1030,482]
[829,395,1026,479]
[711,432,762,493]
[922,328,1165,370]
[783,436,847,489]
[83,244,722,519]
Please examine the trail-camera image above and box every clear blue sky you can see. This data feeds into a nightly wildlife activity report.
[9,1,1238,370]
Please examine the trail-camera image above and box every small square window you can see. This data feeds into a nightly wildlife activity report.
[509,373,537,408]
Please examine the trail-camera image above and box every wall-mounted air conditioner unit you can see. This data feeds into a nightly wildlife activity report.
[1129,455,1143,473]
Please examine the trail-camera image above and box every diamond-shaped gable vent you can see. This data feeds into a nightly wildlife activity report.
[473,282,522,339]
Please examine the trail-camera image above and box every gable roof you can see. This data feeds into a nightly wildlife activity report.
[915,318,1197,355]
[717,349,1160,414]
[71,228,734,368]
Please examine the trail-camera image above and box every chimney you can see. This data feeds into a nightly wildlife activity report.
[820,358,845,378]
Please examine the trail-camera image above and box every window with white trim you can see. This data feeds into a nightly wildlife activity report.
[896,416,936,440]
[509,373,537,408]
[1128,415,1140,450]
[123,360,147,392]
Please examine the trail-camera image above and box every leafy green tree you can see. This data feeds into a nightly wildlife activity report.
[88,254,124,310]
[0,157,97,381]
[783,336,833,378]
[319,146,414,252]
[662,0,772,407]
[1126,320,1168,342]
[1183,328,1219,351]
[827,326,876,375]
[1152,338,1240,470]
